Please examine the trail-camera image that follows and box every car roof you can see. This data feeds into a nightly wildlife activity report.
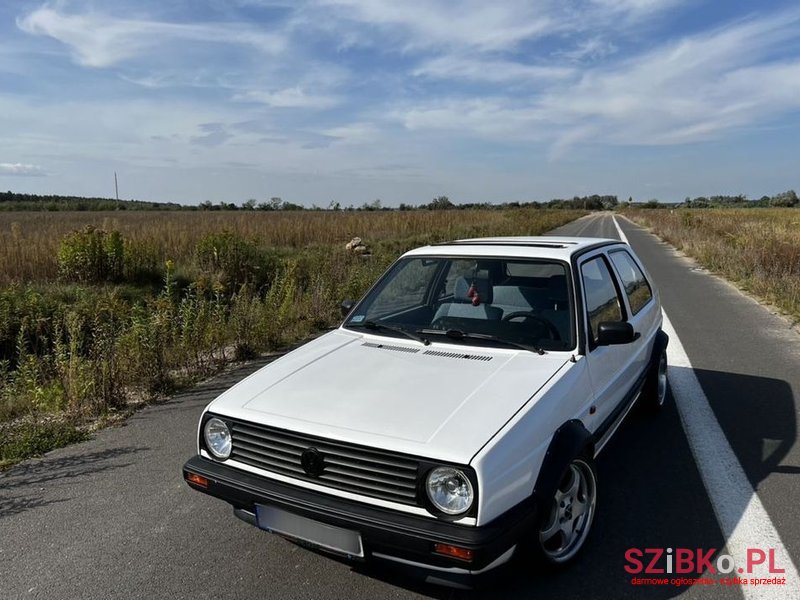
[402,236,625,260]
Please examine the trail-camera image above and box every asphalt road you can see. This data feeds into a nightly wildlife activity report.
[2,213,799,600]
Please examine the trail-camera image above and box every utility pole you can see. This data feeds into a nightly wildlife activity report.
[114,172,119,200]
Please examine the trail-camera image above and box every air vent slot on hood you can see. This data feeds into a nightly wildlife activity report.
[423,349,493,362]
[361,342,420,353]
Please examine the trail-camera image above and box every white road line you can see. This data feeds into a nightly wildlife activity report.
[612,215,799,598]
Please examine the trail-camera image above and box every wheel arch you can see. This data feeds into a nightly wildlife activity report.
[648,328,669,370]
[532,419,594,506]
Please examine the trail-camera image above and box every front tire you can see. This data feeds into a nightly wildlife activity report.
[534,456,598,566]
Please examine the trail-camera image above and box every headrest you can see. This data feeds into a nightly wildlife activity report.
[548,275,568,304]
[454,271,493,304]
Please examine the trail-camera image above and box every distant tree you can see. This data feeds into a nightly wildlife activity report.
[754,195,771,207]
[770,190,798,207]
[428,195,454,210]
[358,199,383,211]
[601,196,618,210]
[241,198,257,210]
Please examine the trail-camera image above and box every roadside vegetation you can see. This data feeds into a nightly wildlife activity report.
[623,208,800,321]
[0,208,584,467]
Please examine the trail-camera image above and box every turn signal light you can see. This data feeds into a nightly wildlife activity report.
[185,472,209,489]
[433,543,474,562]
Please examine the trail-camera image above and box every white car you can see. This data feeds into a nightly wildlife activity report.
[183,236,668,587]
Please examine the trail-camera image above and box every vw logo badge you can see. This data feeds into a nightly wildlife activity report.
[301,447,324,477]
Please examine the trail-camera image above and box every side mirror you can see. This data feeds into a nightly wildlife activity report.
[596,321,635,346]
[340,299,355,318]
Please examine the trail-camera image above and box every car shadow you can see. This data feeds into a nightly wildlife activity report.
[343,368,795,599]
[690,368,797,489]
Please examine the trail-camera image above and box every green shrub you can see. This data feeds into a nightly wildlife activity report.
[58,226,125,283]
[195,231,278,291]
[124,238,163,286]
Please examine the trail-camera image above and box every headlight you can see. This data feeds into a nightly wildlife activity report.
[204,417,232,459]
[426,467,474,515]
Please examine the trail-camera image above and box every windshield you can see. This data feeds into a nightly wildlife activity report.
[344,256,575,351]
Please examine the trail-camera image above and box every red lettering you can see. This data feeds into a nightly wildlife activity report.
[747,548,766,573]
[696,549,717,574]
[676,548,695,573]
[624,548,643,574]
[645,548,664,573]
[768,549,785,574]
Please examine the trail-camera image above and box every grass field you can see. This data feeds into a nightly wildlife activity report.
[624,208,800,321]
[0,208,584,466]
[0,210,581,283]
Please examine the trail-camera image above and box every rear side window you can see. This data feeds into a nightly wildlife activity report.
[581,256,624,344]
[609,250,653,315]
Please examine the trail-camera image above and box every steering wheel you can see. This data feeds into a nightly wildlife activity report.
[502,311,561,340]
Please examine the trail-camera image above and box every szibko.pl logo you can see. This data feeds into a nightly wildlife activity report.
[625,547,784,575]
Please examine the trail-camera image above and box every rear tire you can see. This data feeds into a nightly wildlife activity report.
[642,347,668,412]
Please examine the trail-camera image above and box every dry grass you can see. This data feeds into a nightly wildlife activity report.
[624,208,800,321]
[0,209,584,283]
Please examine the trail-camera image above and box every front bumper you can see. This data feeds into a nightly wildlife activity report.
[183,455,537,585]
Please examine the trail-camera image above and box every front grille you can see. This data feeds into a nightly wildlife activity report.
[226,419,420,505]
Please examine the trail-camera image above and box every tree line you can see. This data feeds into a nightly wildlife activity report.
[2,189,797,212]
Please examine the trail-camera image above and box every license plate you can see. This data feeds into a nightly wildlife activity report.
[255,505,364,558]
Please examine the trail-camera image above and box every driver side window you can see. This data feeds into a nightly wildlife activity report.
[581,256,624,346]
[366,259,439,320]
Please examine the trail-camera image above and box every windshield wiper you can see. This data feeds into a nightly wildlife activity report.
[417,328,545,355]
[349,320,430,345]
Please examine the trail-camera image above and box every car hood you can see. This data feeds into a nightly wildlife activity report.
[207,329,571,464]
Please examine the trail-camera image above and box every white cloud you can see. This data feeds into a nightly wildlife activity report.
[555,37,617,63]
[398,99,547,140]
[313,0,556,51]
[390,7,800,156]
[588,0,686,19]
[322,122,379,144]
[233,87,340,109]
[414,55,574,83]
[538,9,800,149]
[17,6,285,68]
[0,163,46,176]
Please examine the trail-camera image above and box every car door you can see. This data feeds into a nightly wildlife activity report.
[607,248,660,384]
[578,251,644,443]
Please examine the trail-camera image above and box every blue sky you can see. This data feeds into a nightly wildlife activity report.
[1,0,800,206]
